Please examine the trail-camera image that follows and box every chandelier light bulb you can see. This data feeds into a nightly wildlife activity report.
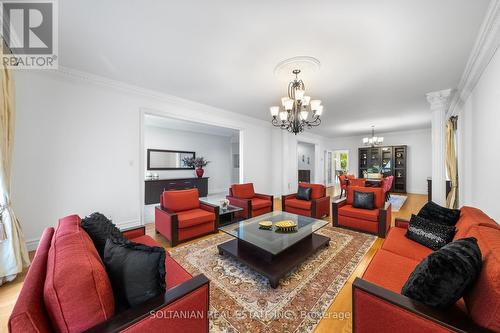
[281,97,288,107]
[310,99,321,110]
[283,98,294,111]
[302,96,311,106]
[270,106,280,117]
[295,89,305,101]
[378,137,384,143]
[279,110,288,121]
[363,138,369,144]
[315,105,324,116]
[300,110,309,120]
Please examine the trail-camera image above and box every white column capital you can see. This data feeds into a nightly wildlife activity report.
[426,89,452,111]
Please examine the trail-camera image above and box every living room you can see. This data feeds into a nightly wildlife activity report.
[1,1,500,332]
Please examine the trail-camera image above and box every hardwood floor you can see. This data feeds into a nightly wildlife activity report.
[0,187,427,333]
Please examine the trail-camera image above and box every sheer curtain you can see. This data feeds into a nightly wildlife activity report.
[0,50,30,285]
[445,117,458,209]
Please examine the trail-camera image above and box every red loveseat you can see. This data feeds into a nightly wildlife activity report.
[353,206,500,332]
[8,215,209,333]
[332,186,391,238]
[282,183,330,218]
[155,188,218,246]
[226,183,273,219]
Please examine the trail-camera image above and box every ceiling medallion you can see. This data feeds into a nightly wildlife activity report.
[269,68,323,135]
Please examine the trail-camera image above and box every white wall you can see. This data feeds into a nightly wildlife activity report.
[144,125,232,194]
[297,142,315,181]
[458,46,500,222]
[328,128,432,194]
[12,69,273,249]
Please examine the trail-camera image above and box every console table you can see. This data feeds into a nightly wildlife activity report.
[145,177,209,204]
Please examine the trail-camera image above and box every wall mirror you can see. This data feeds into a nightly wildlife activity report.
[147,149,195,170]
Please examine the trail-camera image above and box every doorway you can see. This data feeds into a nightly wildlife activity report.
[325,150,349,186]
[297,141,315,183]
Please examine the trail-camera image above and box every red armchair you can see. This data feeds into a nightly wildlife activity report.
[9,215,209,333]
[282,183,330,218]
[226,183,273,219]
[338,175,348,197]
[381,175,394,201]
[332,186,391,238]
[155,188,218,246]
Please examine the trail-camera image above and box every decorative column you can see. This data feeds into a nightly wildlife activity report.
[426,89,452,206]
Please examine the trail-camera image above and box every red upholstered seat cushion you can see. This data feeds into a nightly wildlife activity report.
[162,188,200,212]
[299,183,325,199]
[464,224,500,332]
[381,227,433,261]
[286,198,312,210]
[346,186,384,209]
[362,249,419,293]
[177,209,215,228]
[338,215,378,234]
[231,183,255,199]
[251,197,272,210]
[44,215,114,333]
[338,205,379,221]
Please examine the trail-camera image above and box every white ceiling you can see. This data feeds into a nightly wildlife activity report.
[60,0,490,137]
[144,114,239,138]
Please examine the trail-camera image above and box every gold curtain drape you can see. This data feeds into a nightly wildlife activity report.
[445,118,458,209]
[0,48,30,284]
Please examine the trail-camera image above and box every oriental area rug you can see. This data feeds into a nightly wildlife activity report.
[170,226,376,333]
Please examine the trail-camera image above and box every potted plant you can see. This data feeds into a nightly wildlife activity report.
[182,156,210,178]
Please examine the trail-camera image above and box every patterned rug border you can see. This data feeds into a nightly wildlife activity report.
[170,226,377,333]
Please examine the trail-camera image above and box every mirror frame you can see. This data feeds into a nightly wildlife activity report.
[146,149,196,170]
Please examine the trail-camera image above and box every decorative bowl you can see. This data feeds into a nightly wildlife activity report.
[259,221,273,230]
[275,220,298,232]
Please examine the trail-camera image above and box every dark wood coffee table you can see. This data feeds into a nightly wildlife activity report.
[217,211,330,288]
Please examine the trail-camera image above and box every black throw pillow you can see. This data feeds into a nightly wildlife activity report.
[418,201,461,226]
[104,238,166,309]
[81,212,129,258]
[401,237,482,308]
[297,186,312,201]
[406,214,456,250]
[352,191,374,210]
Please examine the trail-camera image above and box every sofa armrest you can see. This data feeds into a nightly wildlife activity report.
[281,193,297,211]
[332,197,347,227]
[254,193,273,201]
[395,218,410,229]
[121,225,146,240]
[377,202,392,238]
[312,196,331,218]
[155,206,179,246]
[352,278,489,333]
[199,201,219,229]
[226,195,251,218]
[84,275,210,333]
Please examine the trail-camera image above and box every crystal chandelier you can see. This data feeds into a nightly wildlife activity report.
[269,69,323,135]
[363,126,384,146]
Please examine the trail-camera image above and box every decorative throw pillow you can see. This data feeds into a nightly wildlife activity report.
[352,191,374,210]
[104,238,166,309]
[297,186,312,201]
[418,201,460,226]
[80,212,129,258]
[401,237,482,308]
[406,214,456,250]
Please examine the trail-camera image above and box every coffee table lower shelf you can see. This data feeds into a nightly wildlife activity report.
[217,233,330,288]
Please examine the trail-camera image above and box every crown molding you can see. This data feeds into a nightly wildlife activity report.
[52,66,272,128]
[448,0,500,116]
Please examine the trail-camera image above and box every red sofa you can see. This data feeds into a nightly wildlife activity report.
[353,206,500,332]
[226,183,273,219]
[332,186,391,238]
[8,215,209,333]
[155,188,218,246]
[282,183,330,218]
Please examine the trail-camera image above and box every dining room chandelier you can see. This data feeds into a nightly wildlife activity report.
[269,69,323,135]
[363,126,384,146]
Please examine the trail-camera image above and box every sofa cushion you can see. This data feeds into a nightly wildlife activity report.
[162,188,200,212]
[338,215,378,234]
[296,186,312,201]
[406,214,456,250]
[177,208,215,228]
[104,238,166,308]
[347,186,384,209]
[286,198,312,210]
[251,197,272,210]
[362,249,419,293]
[44,215,114,333]
[299,183,325,199]
[401,237,482,308]
[418,201,460,226]
[353,191,375,210]
[338,205,379,222]
[464,224,500,332]
[382,227,433,261]
[454,206,499,239]
[231,183,255,199]
[80,212,129,258]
